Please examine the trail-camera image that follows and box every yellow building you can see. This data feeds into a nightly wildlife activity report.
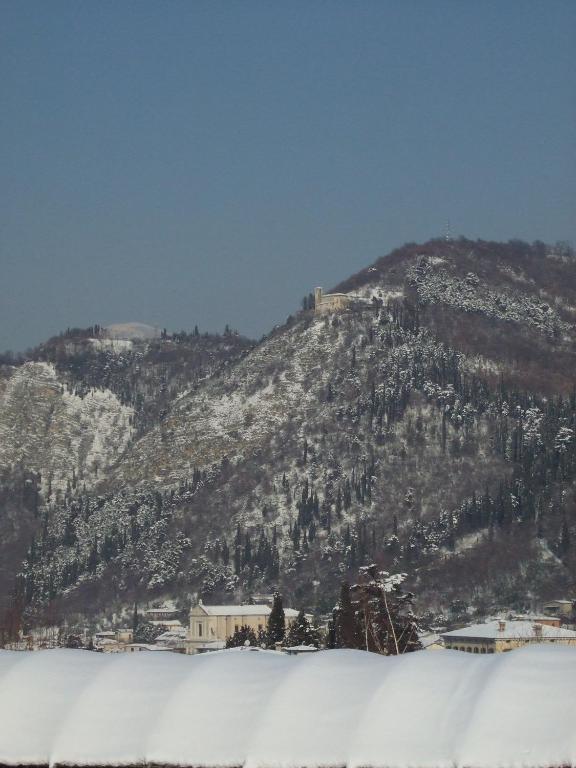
[442,619,576,654]
[187,601,299,654]
[543,599,574,619]
[314,287,350,314]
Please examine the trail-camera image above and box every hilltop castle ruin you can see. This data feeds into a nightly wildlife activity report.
[314,287,350,314]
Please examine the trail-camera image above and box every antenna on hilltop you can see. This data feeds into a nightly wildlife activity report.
[444,220,453,242]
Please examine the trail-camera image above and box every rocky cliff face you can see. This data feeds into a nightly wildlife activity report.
[2,238,575,628]
[0,361,133,495]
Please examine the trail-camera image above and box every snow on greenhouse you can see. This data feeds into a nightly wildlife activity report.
[1,645,576,768]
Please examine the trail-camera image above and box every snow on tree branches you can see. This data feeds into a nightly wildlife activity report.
[328,566,421,654]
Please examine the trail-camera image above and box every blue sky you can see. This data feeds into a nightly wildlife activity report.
[1,1,575,350]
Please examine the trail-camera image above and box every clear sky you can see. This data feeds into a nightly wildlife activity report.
[1,1,575,351]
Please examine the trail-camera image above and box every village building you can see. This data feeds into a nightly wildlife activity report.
[115,628,134,643]
[93,630,122,652]
[542,599,574,620]
[419,632,444,651]
[124,643,173,653]
[314,287,351,314]
[155,627,188,654]
[187,601,299,654]
[509,613,562,628]
[441,619,576,653]
[144,603,181,625]
[92,628,137,652]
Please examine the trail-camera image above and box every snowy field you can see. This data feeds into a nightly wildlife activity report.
[0,645,575,768]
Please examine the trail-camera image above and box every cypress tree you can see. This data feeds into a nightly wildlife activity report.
[267,591,286,646]
[334,582,359,649]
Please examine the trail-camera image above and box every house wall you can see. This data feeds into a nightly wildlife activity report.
[544,601,574,617]
[188,610,268,643]
[187,606,298,653]
[314,288,351,314]
[444,637,576,653]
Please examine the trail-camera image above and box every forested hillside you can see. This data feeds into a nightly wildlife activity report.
[1,238,575,632]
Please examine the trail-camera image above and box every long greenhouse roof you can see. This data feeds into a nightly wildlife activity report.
[0,645,575,768]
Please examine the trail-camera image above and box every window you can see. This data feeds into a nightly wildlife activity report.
[235,625,239,633]
[473,647,479,653]
[258,624,263,631]
[198,623,203,637]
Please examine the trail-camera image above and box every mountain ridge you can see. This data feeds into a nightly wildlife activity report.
[1,237,575,632]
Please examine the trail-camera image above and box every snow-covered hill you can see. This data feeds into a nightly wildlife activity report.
[2,238,575,627]
[0,362,133,495]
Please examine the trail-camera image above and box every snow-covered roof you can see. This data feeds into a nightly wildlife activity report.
[544,599,573,605]
[284,645,318,653]
[191,640,226,651]
[156,628,187,641]
[149,619,182,627]
[146,610,177,616]
[1,646,576,767]
[125,643,172,651]
[442,619,576,641]
[419,632,442,648]
[197,603,298,617]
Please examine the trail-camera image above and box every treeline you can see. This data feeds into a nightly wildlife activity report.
[12,288,576,616]
[18,467,220,604]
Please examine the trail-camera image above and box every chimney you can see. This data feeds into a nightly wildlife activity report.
[533,623,543,639]
[498,620,506,632]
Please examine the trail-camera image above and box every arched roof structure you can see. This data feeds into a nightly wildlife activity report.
[0,645,575,768]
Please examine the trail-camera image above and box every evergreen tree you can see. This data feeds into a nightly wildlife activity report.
[133,621,166,644]
[225,624,257,648]
[352,564,421,655]
[334,582,359,649]
[285,609,321,647]
[325,617,336,649]
[559,519,571,556]
[267,591,286,646]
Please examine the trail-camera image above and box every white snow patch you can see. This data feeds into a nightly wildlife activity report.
[88,338,134,353]
[0,362,133,492]
[349,286,404,303]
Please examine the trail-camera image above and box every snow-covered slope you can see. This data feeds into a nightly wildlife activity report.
[113,318,341,485]
[4,238,576,622]
[0,362,133,494]
[1,645,575,768]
